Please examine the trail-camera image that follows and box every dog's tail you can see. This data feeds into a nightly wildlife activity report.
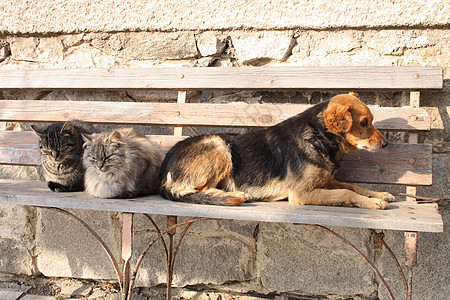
[160,187,248,206]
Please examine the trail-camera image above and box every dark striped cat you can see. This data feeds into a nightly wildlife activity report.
[82,128,163,198]
[31,120,96,192]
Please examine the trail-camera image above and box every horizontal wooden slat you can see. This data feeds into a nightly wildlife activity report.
[0,101,431,130]
[0,132,179,165]
[0,132,432,186]
[0,67,443,90]
[0,179,443,232]
[336,143,432,185]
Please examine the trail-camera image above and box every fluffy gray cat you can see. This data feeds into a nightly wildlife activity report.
[82,128,163,198]
[31,120,96,192]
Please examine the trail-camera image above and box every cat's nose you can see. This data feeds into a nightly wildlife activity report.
[51,150,59,159]
[96,161,105,170]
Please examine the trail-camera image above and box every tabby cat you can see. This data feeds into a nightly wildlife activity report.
[31,120,96,192]
[82,128,163,198]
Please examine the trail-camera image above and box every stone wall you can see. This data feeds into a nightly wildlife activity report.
[0,1,449,299]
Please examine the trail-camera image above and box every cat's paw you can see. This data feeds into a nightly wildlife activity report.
[48,181,69,192]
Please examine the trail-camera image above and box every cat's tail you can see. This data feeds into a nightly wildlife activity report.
[160,187,248,206]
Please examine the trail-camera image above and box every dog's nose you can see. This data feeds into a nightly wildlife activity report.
[382,140,388,148]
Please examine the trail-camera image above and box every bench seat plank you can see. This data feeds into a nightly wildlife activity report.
[0,101,431,130]
[0,131,432,185]
[0,179,442,233]
[0,67,443,90]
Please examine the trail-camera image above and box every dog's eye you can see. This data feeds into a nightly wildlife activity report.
[360,119,368,127]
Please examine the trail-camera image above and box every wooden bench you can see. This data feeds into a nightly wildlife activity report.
[0,66,444,300]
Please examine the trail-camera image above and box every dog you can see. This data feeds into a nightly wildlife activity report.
[159,93,395,209]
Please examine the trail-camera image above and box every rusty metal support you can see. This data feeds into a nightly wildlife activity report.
[166,216,177,300]
[127,217,213,300]
[404,232,418,300]
[299,224,395,300]
[43,207,124,295]
[41,209,409,300]
[121,213,133,300]
[43,207,213,300]
[144,214,199,300]
[370,229,408,294]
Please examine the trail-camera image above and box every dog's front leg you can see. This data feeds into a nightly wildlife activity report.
[288,188,389,209]
[329,179,395,203]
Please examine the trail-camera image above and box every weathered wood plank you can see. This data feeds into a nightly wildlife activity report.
[20,295,56,300]
[0,290,25,300]
[0,131,432,185]
[0,67,442,90]
[336,144,433,185]
[0,101,431,130]
[0,180,443,232]
[0,132,179,165]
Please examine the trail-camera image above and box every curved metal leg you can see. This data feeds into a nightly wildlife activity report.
[43,207,124,295]
[127,217,214,300]
[299,224,395,300]
[370,229,408,296]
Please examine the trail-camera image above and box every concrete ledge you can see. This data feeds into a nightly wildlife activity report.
[1,0,449,34]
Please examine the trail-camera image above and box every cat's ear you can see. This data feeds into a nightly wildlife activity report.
[30,124,46,137]
[60,121,76,136]
[109,131,124,144]
[81,134,93,149]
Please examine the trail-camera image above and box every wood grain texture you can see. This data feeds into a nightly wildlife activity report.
[0,131,432,185]
[0,132,180,165]
[336,143,432,185]
[0,179,442,232]
[0,290,25,300]
[0,67,442,90]
[0,101,431,130]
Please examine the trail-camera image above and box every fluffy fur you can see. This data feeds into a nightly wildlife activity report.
[82,128,162,198]
[31,120,96,192]
[160,93,395,209]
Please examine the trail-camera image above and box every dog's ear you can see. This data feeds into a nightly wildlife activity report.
[324,103,353,133]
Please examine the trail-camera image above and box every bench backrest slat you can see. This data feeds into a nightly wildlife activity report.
[0,101,431,130]
[0,131,433,186]
[0,67,443,90]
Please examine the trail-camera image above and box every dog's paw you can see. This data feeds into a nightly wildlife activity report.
[373,192,395,202]
[227,191,251,206]
[365,197,389,210]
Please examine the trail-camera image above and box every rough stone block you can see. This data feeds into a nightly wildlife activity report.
[230,31,295,63]
[9,37,63,63]
[133,217,257,287]
[35,208,122,280]
[288,50,393,66]
[293,31,362,57]
[378,215,450,300]
[102,32,198,60]
[0,204,36,275]
[257,223,376,295]
[196,32,227,57]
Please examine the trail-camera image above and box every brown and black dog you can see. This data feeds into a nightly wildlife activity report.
[159,93,395,209]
